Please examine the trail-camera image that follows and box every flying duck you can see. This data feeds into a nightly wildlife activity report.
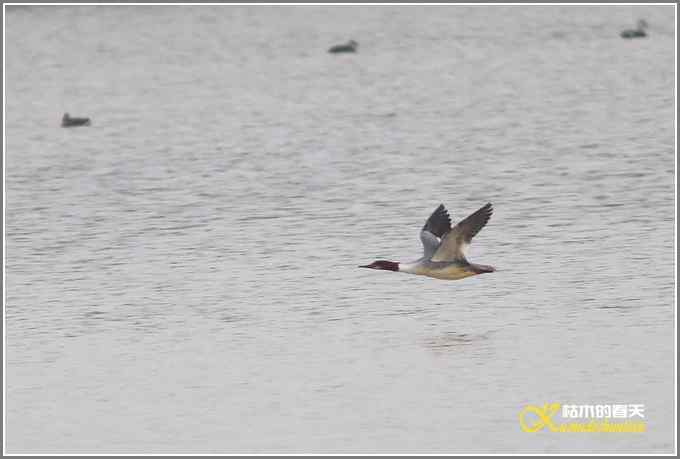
[360,203,496,280]
[61,113,91,127]
[328,40,358,53]
[620,20,648,39]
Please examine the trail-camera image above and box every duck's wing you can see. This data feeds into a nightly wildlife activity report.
[430,203,492,262]
[420,204,451,258]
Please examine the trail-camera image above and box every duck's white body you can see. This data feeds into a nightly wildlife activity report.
[399,261,480,280]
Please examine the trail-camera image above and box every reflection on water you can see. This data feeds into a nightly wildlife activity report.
[5,4,676,454]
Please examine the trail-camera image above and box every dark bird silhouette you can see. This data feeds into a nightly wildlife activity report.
[61,113,91,127]
[328,40,358,53]
[621,20,648,39]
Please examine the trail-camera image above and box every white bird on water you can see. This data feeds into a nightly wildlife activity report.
[360,203,496,280]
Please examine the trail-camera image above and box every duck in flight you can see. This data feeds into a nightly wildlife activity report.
[328,40,358,53]
[620,19,648,39]
[360,203,495,280]
[61,113,91,127]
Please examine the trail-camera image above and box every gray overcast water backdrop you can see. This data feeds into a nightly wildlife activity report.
[4,5,676,454]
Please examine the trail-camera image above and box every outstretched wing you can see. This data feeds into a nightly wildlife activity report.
[430,203,493,262]
[420,204,451,258]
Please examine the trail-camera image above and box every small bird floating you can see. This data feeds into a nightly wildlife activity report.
[620,20,648,39]
[360,203,496,280]
[61,112,91,127]
[328,40,358,53]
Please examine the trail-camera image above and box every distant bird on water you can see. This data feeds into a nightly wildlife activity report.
[620,20,648,39]
[61,113,91,127]
[328,40,358,53]
[360,203,496,280]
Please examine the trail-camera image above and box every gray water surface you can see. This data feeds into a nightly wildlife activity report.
[4,5,676,454]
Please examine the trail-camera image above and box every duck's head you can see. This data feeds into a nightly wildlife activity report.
[359,260,398,271]
[637,19,648,30]
[348,40,358,49]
